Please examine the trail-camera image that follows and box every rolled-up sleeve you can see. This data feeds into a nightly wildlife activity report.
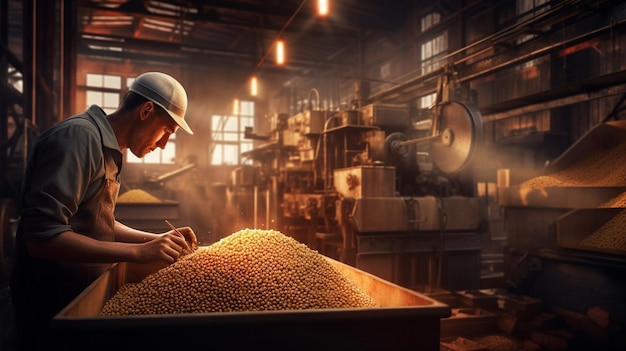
[21,122,104,241]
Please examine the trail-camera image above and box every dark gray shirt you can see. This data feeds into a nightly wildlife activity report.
[19,105,122,241]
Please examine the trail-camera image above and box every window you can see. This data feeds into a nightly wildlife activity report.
[421,12,441,32]
[516,0,550,68]
[7,66,23,93]
[420,13,448,75]
[211,100,254,165]
[85,73,121,114]
[125,132,176,164]
[516,0,550,21]
[84,73,176,164]
[419,92,437,109]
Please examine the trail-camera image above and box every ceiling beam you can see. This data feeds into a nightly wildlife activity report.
[77,2,365,38]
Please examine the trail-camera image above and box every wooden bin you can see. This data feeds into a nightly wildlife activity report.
[53,257,450,351]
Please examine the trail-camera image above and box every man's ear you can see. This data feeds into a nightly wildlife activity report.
[139,101,155,121]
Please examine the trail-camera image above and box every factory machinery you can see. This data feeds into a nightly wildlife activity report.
[233,84,490,291]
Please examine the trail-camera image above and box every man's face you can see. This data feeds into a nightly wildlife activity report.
[129,102,179,158]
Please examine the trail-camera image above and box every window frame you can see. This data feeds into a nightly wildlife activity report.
[210,100,254,165]
[420,12,448,75]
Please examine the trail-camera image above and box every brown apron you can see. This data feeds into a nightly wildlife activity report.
[10,113,122,350]
[58,145,120,286]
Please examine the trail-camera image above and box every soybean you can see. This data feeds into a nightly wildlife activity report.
[599,192,626,208]
[117,189,161,203]
[100,229,378,316]
[520,142,626,188]
[579,210,626,252]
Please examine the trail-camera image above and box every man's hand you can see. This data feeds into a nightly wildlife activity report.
[140,231,193,263]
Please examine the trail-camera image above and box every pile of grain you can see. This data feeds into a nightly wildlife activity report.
[117,189,161,203]
[520,142,626,188]
[100,229,378,315]
[599,192,626,208]
[578,210,626,252]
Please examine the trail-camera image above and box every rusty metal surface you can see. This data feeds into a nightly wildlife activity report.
[333,166,396,199]
[358,103,409,127]
[351,196,482,233]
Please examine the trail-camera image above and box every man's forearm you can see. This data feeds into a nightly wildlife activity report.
[27,230,139,263]
[114,220,160,243]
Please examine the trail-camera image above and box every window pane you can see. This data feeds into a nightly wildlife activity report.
[126,150,142,163]
[419,93,436,109]
[223,133,239,141]
[143,150,160,164]
[211,100,254,165]
[422,42,431,60]
[212,115,226,130]
[86,73,103,87]
[223,145,238,164]
[434,36,441,55]
[421,16,429,31]
[103,92,119,108]
[104,75,121,89]
[241,117,254,128]
[86,91,102,106]
[241,101,254,115]
[211,144,223,165]
[241,142,253,153]
[162,143,176,164]
[223,117,238,131]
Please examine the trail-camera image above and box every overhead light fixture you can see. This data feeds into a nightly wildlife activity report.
[276,39,285,65]
[250,76,258,96]
[317,0,329,16]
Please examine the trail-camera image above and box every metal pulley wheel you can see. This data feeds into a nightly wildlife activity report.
[384,132,409,160]
[430,101,483,174]
[0,198,18,282]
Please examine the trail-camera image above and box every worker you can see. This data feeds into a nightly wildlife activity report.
[9,71,198,350]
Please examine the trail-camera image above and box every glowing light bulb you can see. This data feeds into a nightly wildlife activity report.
[276,40,285,65]
[250,76,258,96]
[317,0,329,16]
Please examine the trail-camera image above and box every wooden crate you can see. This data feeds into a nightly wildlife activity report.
[53,257,450,351]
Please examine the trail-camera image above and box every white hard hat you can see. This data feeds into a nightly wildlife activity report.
[129,72,193,134]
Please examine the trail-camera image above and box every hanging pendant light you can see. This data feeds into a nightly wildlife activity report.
[250,76,258,97]
[317,0,329,16]
[276,39,285,65]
